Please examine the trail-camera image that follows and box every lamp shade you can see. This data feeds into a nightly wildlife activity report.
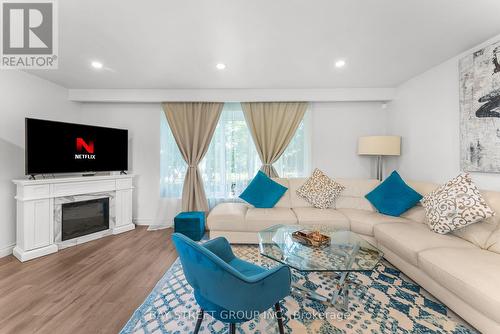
[358,136,401,156]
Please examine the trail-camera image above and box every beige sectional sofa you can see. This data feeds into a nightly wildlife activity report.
[207,178,500,334]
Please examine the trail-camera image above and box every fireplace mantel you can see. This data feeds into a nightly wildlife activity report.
[12,174,135,262]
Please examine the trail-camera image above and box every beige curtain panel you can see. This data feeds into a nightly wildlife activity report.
[162,102,223,212]
[242,102,308,177]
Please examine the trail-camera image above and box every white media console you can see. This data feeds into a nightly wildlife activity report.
[12,174,135,262]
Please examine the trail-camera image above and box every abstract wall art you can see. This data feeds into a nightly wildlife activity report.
[460,40,500,172]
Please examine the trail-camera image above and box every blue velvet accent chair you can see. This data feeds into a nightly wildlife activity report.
[172,233,291,334]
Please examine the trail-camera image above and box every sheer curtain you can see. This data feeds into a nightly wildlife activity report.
[201,102,260,208]
[160,112,187,198]
[150,113,186,231]
[155,102,311,229]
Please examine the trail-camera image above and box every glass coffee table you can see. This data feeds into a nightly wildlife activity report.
[258,224,383,312]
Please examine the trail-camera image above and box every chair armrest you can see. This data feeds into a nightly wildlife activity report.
[202,237,235,263]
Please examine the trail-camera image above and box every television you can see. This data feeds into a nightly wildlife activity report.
[25,118,128,175]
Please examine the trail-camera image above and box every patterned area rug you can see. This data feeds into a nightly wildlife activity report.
[121,245,476,334]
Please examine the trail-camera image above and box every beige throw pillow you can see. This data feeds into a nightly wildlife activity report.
[420,173,495,234]
[296,169,345,209]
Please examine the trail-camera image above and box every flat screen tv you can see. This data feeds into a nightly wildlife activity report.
[25,118,128,175]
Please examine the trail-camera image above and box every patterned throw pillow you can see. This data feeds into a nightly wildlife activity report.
[420,173,495,234]
[296,169,345,209]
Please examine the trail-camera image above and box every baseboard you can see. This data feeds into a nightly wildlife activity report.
[113,223,136,234]
[0,243,15,258]
[133,218,154,226]
[146,223,173,231]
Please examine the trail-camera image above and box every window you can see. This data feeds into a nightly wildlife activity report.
[160,103,311,203]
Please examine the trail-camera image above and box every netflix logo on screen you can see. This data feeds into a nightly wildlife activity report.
[74,137,96,160]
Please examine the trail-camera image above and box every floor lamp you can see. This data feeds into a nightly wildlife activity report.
[358,136,401,181]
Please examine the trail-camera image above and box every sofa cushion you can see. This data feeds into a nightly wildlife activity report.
[239,171,288,208]
[487,225,500,254]
[418,248,500,323]
[207,203,249,231]
[420,173,495,234]
[335,196,376,212]
[449,189,500,249]
[374,222,476,267]
[288,178,313,208]
[365,171,423,217]
[333,178,380,211]
[271,178,292,208]
[292,208,350,230]
[452,219,499,250]
[400,206,427,223]
[406,180,439,197]
[336,178,380,198]
[338,208,412,236]
[400,181,439,224]
[245,208,297,232]
[296,169,345,209]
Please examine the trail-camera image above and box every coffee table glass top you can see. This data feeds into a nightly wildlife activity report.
[258,224,383,272]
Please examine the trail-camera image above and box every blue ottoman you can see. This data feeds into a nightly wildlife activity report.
[174,211,206,241]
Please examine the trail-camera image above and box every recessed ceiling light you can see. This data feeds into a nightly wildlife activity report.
[216,63,226,70]
[91,61,103,69]
[335,59,346,68]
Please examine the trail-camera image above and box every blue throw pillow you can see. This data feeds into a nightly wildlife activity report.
[365,171,422,217]
[239,171,288,208]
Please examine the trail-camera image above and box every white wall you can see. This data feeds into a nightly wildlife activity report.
[79,103,161,225]
[0,71,81,256]
[312,102,388,179]
[387,34,500,190]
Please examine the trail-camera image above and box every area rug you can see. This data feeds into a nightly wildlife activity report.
[120,245,476,334]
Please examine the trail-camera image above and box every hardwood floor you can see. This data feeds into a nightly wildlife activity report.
[0,227,177,334]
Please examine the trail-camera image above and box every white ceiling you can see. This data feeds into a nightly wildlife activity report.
[29,0,500,89]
